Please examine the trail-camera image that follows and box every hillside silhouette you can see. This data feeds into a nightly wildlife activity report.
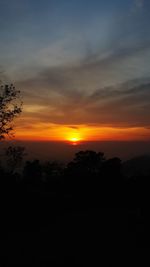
[1,148,150,265]
[123,155,150,177]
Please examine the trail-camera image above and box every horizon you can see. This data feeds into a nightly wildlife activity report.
[1,140,150,162]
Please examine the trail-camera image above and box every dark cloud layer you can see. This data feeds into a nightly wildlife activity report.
[18,72,150,128]
[13,36,150,129]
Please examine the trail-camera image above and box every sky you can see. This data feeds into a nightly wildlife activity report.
[0,0,150,141]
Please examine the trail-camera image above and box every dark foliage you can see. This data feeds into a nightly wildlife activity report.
[5,146,26,174]
[1,150,149,265]
[0,84,22,139]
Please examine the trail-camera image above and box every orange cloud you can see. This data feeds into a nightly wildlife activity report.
[13,119,150,142]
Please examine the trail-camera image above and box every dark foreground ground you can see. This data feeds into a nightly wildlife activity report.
[1,177,150,266]
[1,149,150,266]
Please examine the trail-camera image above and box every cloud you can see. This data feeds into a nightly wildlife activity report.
[88,77,150,101]
[134,0,144,9]
[17,75,150,129]
[68,126,79,130]
[13,39,150,129]
[17,39,150,97]
[131,0,144,14]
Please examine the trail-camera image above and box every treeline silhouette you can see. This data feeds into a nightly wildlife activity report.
[1,149,150,265]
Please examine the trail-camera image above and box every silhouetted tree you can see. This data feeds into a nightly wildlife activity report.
[43,161,64,182]
[5,146,26,174]
[68,150,105,175]
[23,160,42,185]
[98,157,123,204]
[65,150,106,197]
[0,160,5,177]
[102,157,122,181]
[0,84,22,139]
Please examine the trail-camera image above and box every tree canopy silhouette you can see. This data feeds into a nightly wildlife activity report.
[0,84,22,139]
[68,150,105,175]
[5,146,26,174]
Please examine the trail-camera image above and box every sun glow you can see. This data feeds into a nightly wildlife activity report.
[67,134,82,145]
[15,118,150,142]
[68,137,80,142]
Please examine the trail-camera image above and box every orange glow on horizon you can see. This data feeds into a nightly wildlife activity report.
[68,137,80,142]
[66,136,82,146]
[13,119,150,142]
[66,131,82,143]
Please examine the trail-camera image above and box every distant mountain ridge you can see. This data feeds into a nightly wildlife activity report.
[123,155,150,177]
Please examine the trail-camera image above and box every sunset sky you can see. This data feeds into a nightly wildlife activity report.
[0,0,150,141]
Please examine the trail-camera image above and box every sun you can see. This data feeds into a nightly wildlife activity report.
[68,137,81,145]
[67,134,82,145]
[65,128,83,144]
[69,137,80,142]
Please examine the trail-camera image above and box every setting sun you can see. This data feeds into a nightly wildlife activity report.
[68,137,80,142]
[67,134,82,144]
[67,136,81,145]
